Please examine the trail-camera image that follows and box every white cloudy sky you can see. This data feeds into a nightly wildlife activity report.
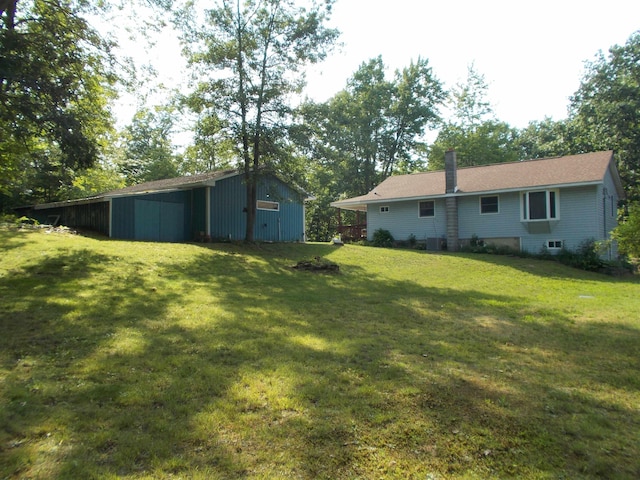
[118,0,640,130]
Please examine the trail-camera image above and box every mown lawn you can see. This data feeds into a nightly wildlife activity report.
[1,227,639,479]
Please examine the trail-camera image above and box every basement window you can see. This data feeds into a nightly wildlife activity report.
[547,240,563,250]
[257,200,279,211]
[380,206,389,213]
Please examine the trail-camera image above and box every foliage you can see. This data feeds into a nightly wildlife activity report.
[1,230,639,479]
[372,228,394,248]
[428,120,521,169]
[66,162,126,199]
[180,111,235,174]
[450,63,494,128]
[0,0,116,207]
[613,202,640,258]
[515,117,578,160]
[554,239,606,272]
[428,65,519,169]
[463,236,615,273]
[298,56,444,238]
[179,0,339,241]
[570,31,640,199]
[119,106,180,184]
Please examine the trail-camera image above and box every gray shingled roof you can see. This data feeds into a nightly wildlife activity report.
[331,151,622,211]
[100,168,239,196]
[34,169,241,210]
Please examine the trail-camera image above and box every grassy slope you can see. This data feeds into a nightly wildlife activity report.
[1,228,639,479]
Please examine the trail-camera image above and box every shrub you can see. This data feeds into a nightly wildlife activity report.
[372,228,394,248]
[612,202,640,259]
[408,233,417,247]
[555,239,605,272]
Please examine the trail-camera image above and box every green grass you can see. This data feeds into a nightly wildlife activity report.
[1,227,639,479]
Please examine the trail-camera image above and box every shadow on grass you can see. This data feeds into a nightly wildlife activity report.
[1,241,639,479]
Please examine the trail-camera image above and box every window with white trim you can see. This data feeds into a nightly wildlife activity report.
[257,200,279,211]
[419,201,435,217]
[521,190,558,221]
[480,195,499,214]
[380,206,389,213]
[547,240,563,250]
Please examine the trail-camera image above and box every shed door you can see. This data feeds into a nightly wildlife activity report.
[134,199,185,242]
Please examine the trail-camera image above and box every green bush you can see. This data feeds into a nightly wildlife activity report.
[554,239,605,272]
[612,202,640,259]
[372,228,394,248]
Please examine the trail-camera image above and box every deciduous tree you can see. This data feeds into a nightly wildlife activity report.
[1,0,116,206]
[570,31,640,199]
[179,0,338,241]
[428,65,518,169]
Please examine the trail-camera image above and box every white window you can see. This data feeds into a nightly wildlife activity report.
[522,190,559,221]
[419,201,435,217]
[480,195,499,214]
[380,206,389,213]
[547,240,563,250]
[257,200,279,211]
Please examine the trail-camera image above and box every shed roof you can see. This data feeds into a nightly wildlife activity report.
[332,151,623,211]
[100,168,239,197]
[34,169,240,210]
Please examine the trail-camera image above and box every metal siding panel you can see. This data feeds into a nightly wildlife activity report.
[111,197,136,239]
[210,174,246,240]
[209,173,305,242]
[135,199,161,240]
[160,201,185,242]
[256,175,305,242]
[192,187,207,238]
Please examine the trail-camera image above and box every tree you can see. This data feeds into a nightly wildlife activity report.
[179,0,338,241]
[181,114,235,174]
[119,106,180,184]
[0,0,116,207]
[570,31,640,199]
[450,63,493,128]
[516,117,578,160]
[612,202,640,258]
[297,56,444,240]
[428,65,519,169]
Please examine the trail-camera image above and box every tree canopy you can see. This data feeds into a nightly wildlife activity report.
[570,31,640,200]
[0,0,116,207]
[298,56,445,240]
[179,0,339,241]
[428,65,519,169]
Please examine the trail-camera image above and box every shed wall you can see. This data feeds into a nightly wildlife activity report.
[111,190,192,242]
[210,174,304,242]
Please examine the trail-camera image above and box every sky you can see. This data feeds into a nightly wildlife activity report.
[118,0,640,131]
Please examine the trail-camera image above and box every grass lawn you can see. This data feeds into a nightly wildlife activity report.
[1,227,639,479]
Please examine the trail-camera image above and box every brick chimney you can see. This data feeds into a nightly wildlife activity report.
[444,150,459,251]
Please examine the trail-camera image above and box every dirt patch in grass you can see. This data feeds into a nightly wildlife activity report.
[291,256,340,273]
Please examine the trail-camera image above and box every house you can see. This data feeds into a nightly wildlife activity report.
[23,169,309,243]
[331,151,625,258]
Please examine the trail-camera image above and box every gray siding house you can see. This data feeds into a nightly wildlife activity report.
[331,151,625,258]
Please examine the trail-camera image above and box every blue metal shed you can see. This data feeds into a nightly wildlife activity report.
[27,169,309,243]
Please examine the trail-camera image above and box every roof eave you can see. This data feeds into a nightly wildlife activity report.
[332,180,608,208]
